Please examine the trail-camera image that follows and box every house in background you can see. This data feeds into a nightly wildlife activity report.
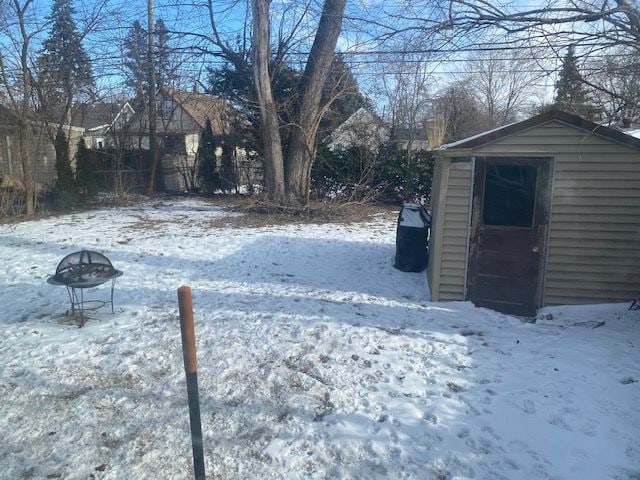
[124,88,256,192]
[0,105,55,187]
[392,126,429,152]
[74,102,135,150]
[326,108,389,151]
[326,108,430,153]
[0,104,84,189]
[428,110,640,316]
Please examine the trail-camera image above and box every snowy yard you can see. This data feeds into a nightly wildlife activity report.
[0,198,638,480]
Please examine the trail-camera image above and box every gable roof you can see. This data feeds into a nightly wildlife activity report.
[439,109,640,151]
[326,108,389,148]
[70,102,133,130]
[163,88,236,132]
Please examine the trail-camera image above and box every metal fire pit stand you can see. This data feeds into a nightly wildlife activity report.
[47,250,124,327]
[47,271,123,326]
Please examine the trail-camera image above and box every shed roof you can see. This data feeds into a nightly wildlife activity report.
[439,110,640,151]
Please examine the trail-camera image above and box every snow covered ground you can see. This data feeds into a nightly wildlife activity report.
[0,198,638,480]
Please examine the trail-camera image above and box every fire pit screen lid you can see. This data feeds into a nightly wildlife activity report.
[49,250,122,287]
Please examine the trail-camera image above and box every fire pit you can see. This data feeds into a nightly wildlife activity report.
[47,250,123,326]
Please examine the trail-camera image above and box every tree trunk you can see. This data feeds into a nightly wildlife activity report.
[145,0,159,195]
[251,0,285,202]
[285,0,346,205]
[18,7,35,216]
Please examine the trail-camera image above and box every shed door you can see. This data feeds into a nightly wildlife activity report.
[467,157,550,316]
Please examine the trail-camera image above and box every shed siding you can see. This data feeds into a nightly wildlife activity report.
[427,158,444,296]
[472,120,640,306]
[437,161,473,301]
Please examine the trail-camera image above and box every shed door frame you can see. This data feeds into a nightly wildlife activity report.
[467,156,551,315]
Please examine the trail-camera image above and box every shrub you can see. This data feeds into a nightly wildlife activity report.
[311,142,435,203]
[75,137,98,199]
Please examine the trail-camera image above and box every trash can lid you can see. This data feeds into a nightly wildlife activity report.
[399,205,426,227]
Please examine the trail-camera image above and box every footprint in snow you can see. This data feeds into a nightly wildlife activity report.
[422,413,438,425]
[523,399,536,414]
[548,414,573,431]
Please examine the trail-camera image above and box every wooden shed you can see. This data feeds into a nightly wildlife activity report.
[428,110,640,316]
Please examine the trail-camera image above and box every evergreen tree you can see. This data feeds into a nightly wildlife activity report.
[554,46,593,115]
[53,130,78,204]
[208,54,371,159]
[123,19,174,107]
[219,139,238,193]
[75,137,97,198]
[37,0,94,121]
[155,19,172,91]
[123,20,148,104]
[320,54,373,135]
[196,119,221,194]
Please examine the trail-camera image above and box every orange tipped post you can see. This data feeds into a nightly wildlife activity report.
[178,286,205,480]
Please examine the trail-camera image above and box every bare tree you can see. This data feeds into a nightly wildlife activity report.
[375,48,432,156]
[195,0,346,206]
[426,112,448,148]
[145,0,159,195]
[464,49,539,127]
[0,0,44,215]
[447,0,640,52]
[432,79,485,143]
[251,0,285,201]
[282,0,348,205]
[442,0,640,112]
[586,48,640,121]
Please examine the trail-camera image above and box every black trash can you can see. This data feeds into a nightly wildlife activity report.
[394,203,430,272]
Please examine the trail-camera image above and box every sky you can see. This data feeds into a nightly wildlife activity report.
[0,0,622,115]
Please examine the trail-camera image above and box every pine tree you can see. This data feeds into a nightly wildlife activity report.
[320,54,373,134]
[37,0,94,121]
[123,20,149,105]
[155,19,172,91]
[123,19,173,106]
[75,137,97,198]
[554,46,592,115]
[219,139,238,193]
[197,119,221,194]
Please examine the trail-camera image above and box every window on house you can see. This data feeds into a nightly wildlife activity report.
[158,100,174,119]
[483,164,537,227]
[163,135,185,154]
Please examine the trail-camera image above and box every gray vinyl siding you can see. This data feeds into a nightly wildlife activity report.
[0,124,57,185]
[433,159,473,301]
[427,159,443,295]
[472,120,640,306]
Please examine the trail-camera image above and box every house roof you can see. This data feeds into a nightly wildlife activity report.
[71,102,132,130]
[439,109,640,151]
[164,88,235,132]
[41,102,132,130]
[326,108,388,147]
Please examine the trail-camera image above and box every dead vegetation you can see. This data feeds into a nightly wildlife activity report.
[0,193,400,231]
[202,196,398,229]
